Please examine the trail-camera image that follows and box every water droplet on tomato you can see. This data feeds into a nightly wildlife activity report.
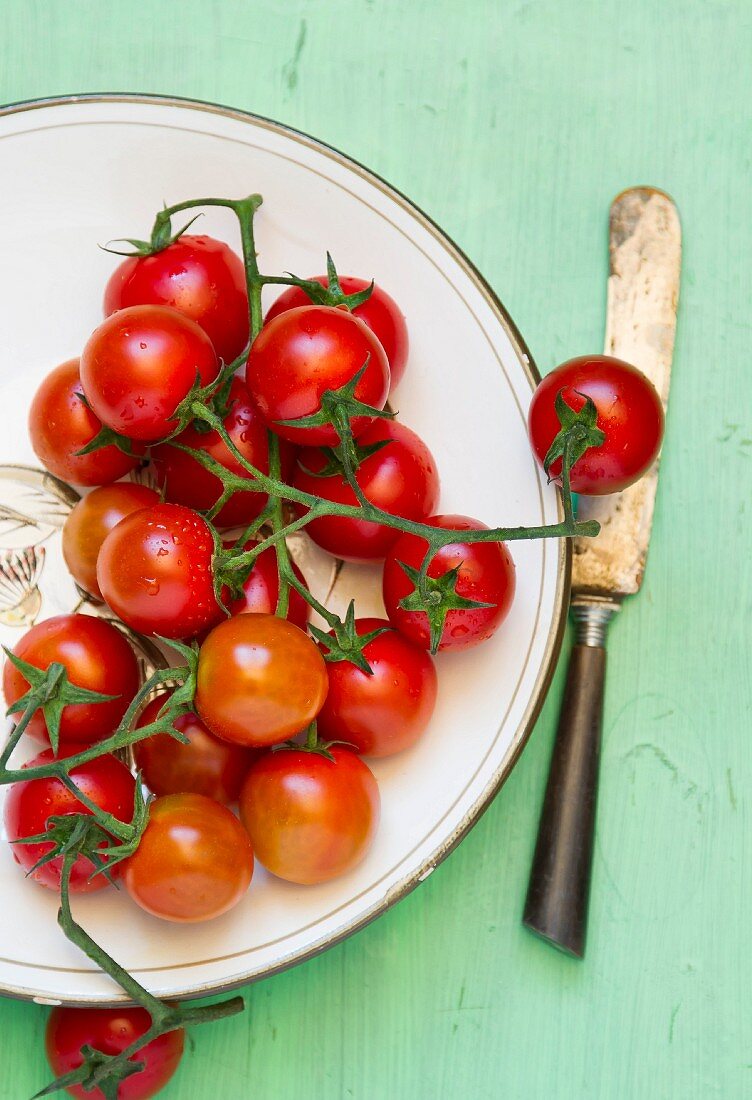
[451,625,469,638]
[139,342,147,350]
[157,547,168,557]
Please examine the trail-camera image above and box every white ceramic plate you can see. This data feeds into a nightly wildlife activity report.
[0,95,568,1005]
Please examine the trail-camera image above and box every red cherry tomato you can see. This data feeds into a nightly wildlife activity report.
[195,615,328,748]
[223,543,310,632]
[2,614,140,746]
[104,233,249,366]
[293,419,440,561]
[316,618,438,757]
[239,746,380,884]
[528,355,664,495]
[265,276,408,388]
[28,360,143,486]
[4,749,136,892]
[382,515,516,651]
[46,1005,184,1100]
[134,694,257,803]
[245,305,390,446]
[122,793,254,923]
[151,378,296,527]
[97,503,222,640]
[62,483,160,599]
[80,305,219,442]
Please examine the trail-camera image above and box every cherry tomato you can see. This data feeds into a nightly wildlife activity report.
[195,615,328,748]
[80,305,219,442]
[2,614,140,746]
[316,618,438,757]
[527,355,664,495]
[104,233,249,366]
[245,305,390,446]
[223,543,310,632]
[28,360,143,486]
[293,419,440,561]
[151,378,296,527]
[122,793,253,923]
[134,694,257,803]
[62,483,160,599]
[97,503,223,640]
[239,746,380,884]
[265,276,408,388]
[46,1005,184,1100]
[382,515,516,651]
[4,749,136,893]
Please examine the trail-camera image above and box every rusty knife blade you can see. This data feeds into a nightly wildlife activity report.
[571,187,681,599]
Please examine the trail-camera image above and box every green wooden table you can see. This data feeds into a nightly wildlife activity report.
[1,2,750,1096]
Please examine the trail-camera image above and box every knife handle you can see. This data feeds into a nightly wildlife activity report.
[522,600,618,957]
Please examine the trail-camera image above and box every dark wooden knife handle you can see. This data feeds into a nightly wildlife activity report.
[523,603,616,957]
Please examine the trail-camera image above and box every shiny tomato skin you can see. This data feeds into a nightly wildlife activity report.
[528,355,664,495]
[134,694,257,803]
[46,1004,185,1100]
[265,276,409,389]
[4,749,136,893]
[316,618,438,757]
[122,793,254,923]
[97,503,223,640]
[80,305,219,442]
[28,360,143,486]
[224,543,310,631]
[195,614,328,748]
[293,419,440,561]
[104,233,249,366]
[2,614,141,746]
[151,378,296,527]
[239,746,380,884]
[245,305,390,446]
[62,483,160,599]
[382,515,516,651]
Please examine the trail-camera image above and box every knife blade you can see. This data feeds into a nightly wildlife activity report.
[522,187,681,957]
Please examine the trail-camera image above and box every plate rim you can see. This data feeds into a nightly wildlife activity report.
[0,92,571,1005]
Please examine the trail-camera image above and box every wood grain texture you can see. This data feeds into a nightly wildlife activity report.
[1,0,751,1096]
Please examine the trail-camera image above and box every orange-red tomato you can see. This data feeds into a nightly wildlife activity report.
[195,615,328,748]
[239,747,380,885]
[97,503,223,640]
[28,359,143,486]
[2,614,141,746]
[103,233,249,366]
[134,695,257,803]
[122,793,253,923]
[316,618,438,757]
[80,305,218,443]
[4,749,136,893]
[46,1004,184,1100]
[62,483,159,599]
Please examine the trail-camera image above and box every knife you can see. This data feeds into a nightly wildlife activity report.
[522,187,682,958]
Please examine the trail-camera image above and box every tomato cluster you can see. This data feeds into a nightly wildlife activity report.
[11,211,663,1098]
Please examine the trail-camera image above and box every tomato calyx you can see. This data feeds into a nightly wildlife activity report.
[101,209,205,258]
[542,389,606,482]
[396,561,494,655]
[18,778,149,886]
[280,253,375,312]
[72,392,143,459]
[299,435,392,479]
[309,600,390,675]
[275,361,395,439]
[35,1042,147,1099]
[274,721,350,763]
[2,652,119,756]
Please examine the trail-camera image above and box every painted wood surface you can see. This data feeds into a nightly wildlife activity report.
[0,1,750,1096]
